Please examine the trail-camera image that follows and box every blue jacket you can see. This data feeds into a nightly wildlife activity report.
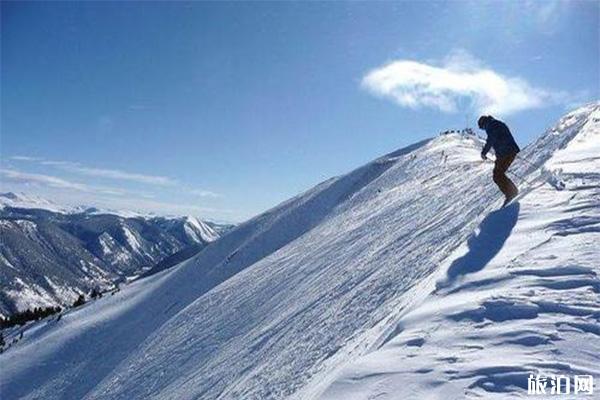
[482,117,520,157]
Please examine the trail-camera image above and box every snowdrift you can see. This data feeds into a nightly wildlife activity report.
[1,103,598,400]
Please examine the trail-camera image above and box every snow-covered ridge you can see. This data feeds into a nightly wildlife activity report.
[0,103,598,400]
[0,192,69,213]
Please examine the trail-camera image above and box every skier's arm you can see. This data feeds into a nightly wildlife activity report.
[481,122,499,159]
[481,138,492,159]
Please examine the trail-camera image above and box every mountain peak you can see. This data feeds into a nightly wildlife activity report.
[0,191,20,200]
[0,191,65,212]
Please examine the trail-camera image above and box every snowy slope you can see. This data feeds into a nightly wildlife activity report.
[306,104,600,400]
[0,103,598,400]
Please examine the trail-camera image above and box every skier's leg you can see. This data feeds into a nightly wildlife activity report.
[504,153,519,197]
[493,157,510,197]
[493,154,517,198]
[494,154,519,206]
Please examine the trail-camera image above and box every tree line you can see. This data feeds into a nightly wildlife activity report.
[0,305,63,329]
[0,289,98,330]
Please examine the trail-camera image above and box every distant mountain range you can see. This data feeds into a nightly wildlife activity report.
[0,192,233,317]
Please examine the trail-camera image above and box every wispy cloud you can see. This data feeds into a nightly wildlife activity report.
[10,156,42,162]
[361,49,570,116]
[0,168,124,195]
[10,156,177,186]
[189,188,221,198]
[528,0,567,34]
[6,157,223,202]
[0,168,235,219]
[0,168,241,220]
[39,160,78,167]
[1,168,88,191]
[62,165,177,186]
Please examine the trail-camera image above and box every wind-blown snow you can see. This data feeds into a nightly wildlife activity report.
[0,103,598,400]
[546,107,600,174]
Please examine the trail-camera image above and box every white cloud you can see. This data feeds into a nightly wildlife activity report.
[39,160,78,167]
[10,156,42,162]
[0,168,114,194]
[1,168,85,190]
[361,50,568,116]
[61,165,177,186]
[7,155,221,198]
[10,157,177,186]
[189,188,221,198]
[528,0,567,34]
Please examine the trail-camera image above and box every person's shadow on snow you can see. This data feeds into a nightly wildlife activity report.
[436,202,520,292]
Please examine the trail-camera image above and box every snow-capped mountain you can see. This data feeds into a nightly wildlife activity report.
[0,103,598,399]
[0,192,71,213]
[0,201,222,317]
[149,215,221,245]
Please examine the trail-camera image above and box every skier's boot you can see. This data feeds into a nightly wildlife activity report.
[502,186,519,207]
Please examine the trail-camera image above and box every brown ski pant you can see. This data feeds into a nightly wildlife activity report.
[493,153,518,198]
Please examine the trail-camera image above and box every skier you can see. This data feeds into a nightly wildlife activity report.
[478,115,521,206]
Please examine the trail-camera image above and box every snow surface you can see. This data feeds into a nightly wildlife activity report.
[0,103,598,400]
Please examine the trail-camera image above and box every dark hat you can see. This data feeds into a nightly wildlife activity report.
[477,115,491,129]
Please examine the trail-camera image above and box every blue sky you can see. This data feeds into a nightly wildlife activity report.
[1,1,598,221]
